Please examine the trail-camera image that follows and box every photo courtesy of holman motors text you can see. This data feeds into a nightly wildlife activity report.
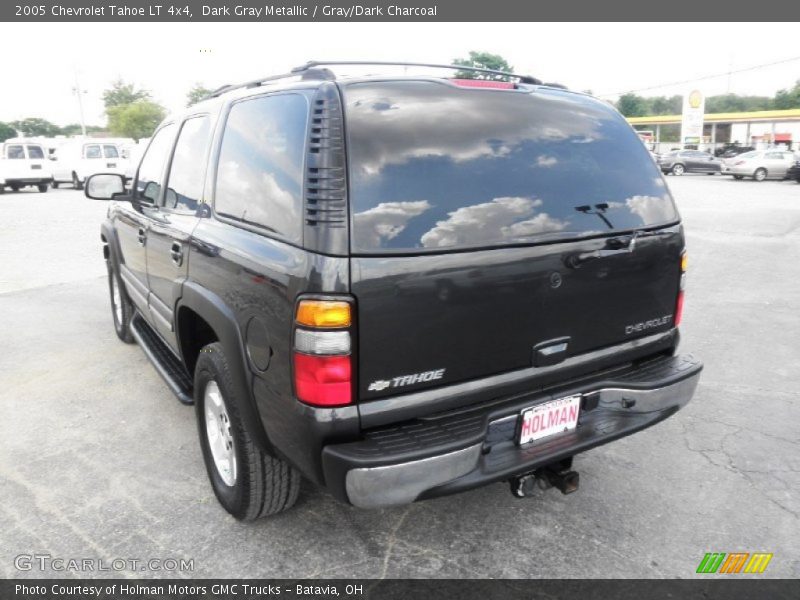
[0,2,799,597]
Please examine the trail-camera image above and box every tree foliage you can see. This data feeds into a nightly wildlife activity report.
[616,86,798,117]
[0,121,17,142]
[107,101,166,140]
[10,117,62,137]
[452,51,514,80]
[187,84,213,107]
[774,80,800,110]
[103,79,151,109]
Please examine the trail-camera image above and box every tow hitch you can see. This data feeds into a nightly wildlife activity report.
[509,458,579,498]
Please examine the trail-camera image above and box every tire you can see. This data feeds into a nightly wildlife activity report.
[107,261,134,344]
[72,172,83,190]
[10,184,20,192]
[753,168,767,182]
[37,184,48,193]
[733,175,744,180]
[706,172,716,175]
[672,164,685,176]
[195,342,301,520]
[51,181,60,189]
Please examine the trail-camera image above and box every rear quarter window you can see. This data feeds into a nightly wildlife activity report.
[26,145,44,159]
[214,93,308,243]
[344,81,678,253]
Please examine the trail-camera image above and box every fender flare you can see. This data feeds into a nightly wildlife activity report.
[177,281,272,452]
[100,220,122,267]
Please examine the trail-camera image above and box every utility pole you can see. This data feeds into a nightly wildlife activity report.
[72,68,87,137]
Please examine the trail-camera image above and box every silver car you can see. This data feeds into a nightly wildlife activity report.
[658,150,722,175]
[723,150,797,181]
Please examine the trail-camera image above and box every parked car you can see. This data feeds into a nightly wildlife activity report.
[84,61,702,519]
[51,139,129,189]
[786,157,800,182]
[0,140,53,193]
[714,144,755,158]
[723,150,797,181]
[658,150,722,175]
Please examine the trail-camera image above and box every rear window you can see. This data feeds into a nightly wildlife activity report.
[7,145,24,159]
[26,145,44,159]
[345,81,678,253]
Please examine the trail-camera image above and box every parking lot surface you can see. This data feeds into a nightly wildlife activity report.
[1,176,798,578]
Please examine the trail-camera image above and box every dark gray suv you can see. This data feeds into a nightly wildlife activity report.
[659,150,722,175]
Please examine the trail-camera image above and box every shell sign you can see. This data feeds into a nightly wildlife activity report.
[688,90,703,109]
[681,89,706,145]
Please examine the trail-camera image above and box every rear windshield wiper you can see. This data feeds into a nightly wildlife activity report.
[566,229,676,268]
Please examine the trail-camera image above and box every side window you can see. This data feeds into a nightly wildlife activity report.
[26,145,44,159]
[7,145,24,159]
[163,116,212,212]
[135,124,177,204]
[85,145,101,159]
[103,145,120,159]
[214,94,307,243]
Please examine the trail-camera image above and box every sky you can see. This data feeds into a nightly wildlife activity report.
[1,22,799,127]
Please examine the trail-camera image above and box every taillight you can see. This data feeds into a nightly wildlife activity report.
[734,160,745,166]
[675,251,687,327]
[293,299,352,407]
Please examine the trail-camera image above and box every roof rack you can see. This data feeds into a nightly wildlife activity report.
[204,60,543,100]
[292,60,542,85]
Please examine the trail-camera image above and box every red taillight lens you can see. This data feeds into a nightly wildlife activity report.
[675,290,685,327]
[451,78,515,89]
[675,251,687,327]
[294,353,351,407]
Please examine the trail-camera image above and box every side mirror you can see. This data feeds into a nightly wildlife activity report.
[85,173,126,200]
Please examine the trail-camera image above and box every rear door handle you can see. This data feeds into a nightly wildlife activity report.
[137,227,146,246]
[170,241,183,266]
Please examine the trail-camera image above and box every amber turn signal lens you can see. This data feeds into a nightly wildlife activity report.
[680,252,688,272]
[296,300,351,328]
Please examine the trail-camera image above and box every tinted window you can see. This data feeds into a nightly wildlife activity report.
[26,145,44,159]
[163,116,211,212]
[739,151,758,159]
[7,145,24,159]
[85,145,101,159]
[345,81,678,253]
[215,94,307,242]
[135,124,177,204]
[103,145,119,158]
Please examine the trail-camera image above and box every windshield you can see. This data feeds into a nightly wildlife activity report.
[344,81,678,253]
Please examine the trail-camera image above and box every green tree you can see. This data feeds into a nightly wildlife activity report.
[616,93,648,117]
[452,51,513,80]
[107,101,165,140]
[0,121,16,142]
[60,123,105,136]
[103,79,150,109]
[773,80,800,110]
[10,117,62,137]
[186,83,213,107]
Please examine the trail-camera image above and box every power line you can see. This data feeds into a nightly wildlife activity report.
[598,54,800,98]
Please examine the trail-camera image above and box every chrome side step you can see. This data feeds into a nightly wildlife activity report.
[130,313,194,405]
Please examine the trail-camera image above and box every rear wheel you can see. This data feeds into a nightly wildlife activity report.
[10,184,20,192]
[195,342,301,520]
[107,261,134,343]
[753,168,767,182]
[37,184,48,193]
[671,163,685,176]
[51,181,60,189]
[72,172,83,190]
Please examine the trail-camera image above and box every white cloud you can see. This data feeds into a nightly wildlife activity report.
[353,200,431,248]
[625,195,675,224]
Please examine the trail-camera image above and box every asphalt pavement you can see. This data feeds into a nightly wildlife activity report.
[1,175,798,578]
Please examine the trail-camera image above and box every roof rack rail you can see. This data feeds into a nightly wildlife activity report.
[291,60,542,85]
[202,60,542,101]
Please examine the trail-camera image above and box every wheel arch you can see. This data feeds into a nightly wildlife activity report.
[177,281,273,453]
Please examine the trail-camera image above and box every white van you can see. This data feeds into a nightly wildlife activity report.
[51,139,129,189]
[0,140,53,193]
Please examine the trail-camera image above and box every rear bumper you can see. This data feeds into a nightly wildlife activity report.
[323,353,702,508]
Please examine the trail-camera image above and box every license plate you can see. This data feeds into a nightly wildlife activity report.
[518,395,581,445]
[107,162,117,168]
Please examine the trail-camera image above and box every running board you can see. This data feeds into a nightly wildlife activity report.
[130,313,194,405]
